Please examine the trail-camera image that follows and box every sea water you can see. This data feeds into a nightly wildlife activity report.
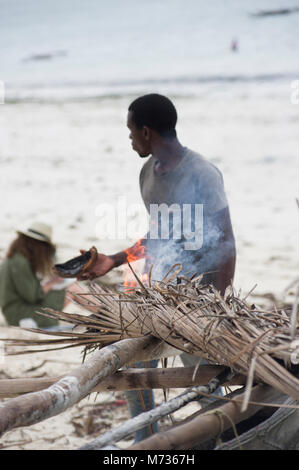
[1,0,299,99]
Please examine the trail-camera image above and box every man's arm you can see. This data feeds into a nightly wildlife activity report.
[211,206,236,295]
[79,237,148,280]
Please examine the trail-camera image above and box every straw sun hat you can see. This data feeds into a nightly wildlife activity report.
[17,221,54,247]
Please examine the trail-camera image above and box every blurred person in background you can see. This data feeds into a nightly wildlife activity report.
[0,221,73,329]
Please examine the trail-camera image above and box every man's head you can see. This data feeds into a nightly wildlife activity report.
[127,94,177,157]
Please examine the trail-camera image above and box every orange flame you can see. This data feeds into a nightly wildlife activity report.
[122,239,148,292]
[125,239,146,263]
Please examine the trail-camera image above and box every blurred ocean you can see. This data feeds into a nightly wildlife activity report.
[0,0,299,297]
[1,0,299,100]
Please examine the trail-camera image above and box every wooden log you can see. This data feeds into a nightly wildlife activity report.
[0,376,63,398]
[79,367,233,450]
[0,366,246,398]
[0,335,175,438]
[130,384,285,450]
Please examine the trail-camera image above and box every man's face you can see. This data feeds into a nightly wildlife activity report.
[127,111,151,158]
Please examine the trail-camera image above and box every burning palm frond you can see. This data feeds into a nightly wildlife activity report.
[2,265,299,408]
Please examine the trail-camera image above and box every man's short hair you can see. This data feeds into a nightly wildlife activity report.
[128,94,177,138]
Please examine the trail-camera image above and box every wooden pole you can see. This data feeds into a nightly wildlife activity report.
[0,365,245,398]
[130,384,285,450]
[78,367,233,450]
[0,335,178,438]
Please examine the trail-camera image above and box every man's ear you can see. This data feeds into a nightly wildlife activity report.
[142,126,151,141]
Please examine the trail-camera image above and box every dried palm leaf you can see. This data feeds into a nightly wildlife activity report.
[3,266,299,409]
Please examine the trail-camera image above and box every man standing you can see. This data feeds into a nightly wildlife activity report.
[81,94,236,442]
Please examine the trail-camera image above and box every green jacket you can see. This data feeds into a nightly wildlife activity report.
[0,253,65,327]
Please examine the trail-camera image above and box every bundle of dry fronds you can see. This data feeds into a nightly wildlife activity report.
[3,266,299,407]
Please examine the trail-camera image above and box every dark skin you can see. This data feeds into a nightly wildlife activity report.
[79,111,236,294]
[209,206,236,294]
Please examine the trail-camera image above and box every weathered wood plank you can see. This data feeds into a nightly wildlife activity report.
[0,366,246,398]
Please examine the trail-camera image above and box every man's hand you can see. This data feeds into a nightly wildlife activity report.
[77,252,115,280]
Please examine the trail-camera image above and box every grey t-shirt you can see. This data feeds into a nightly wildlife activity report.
[139,148,231,281]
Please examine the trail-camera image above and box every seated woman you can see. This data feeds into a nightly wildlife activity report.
[0,222,72,328]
